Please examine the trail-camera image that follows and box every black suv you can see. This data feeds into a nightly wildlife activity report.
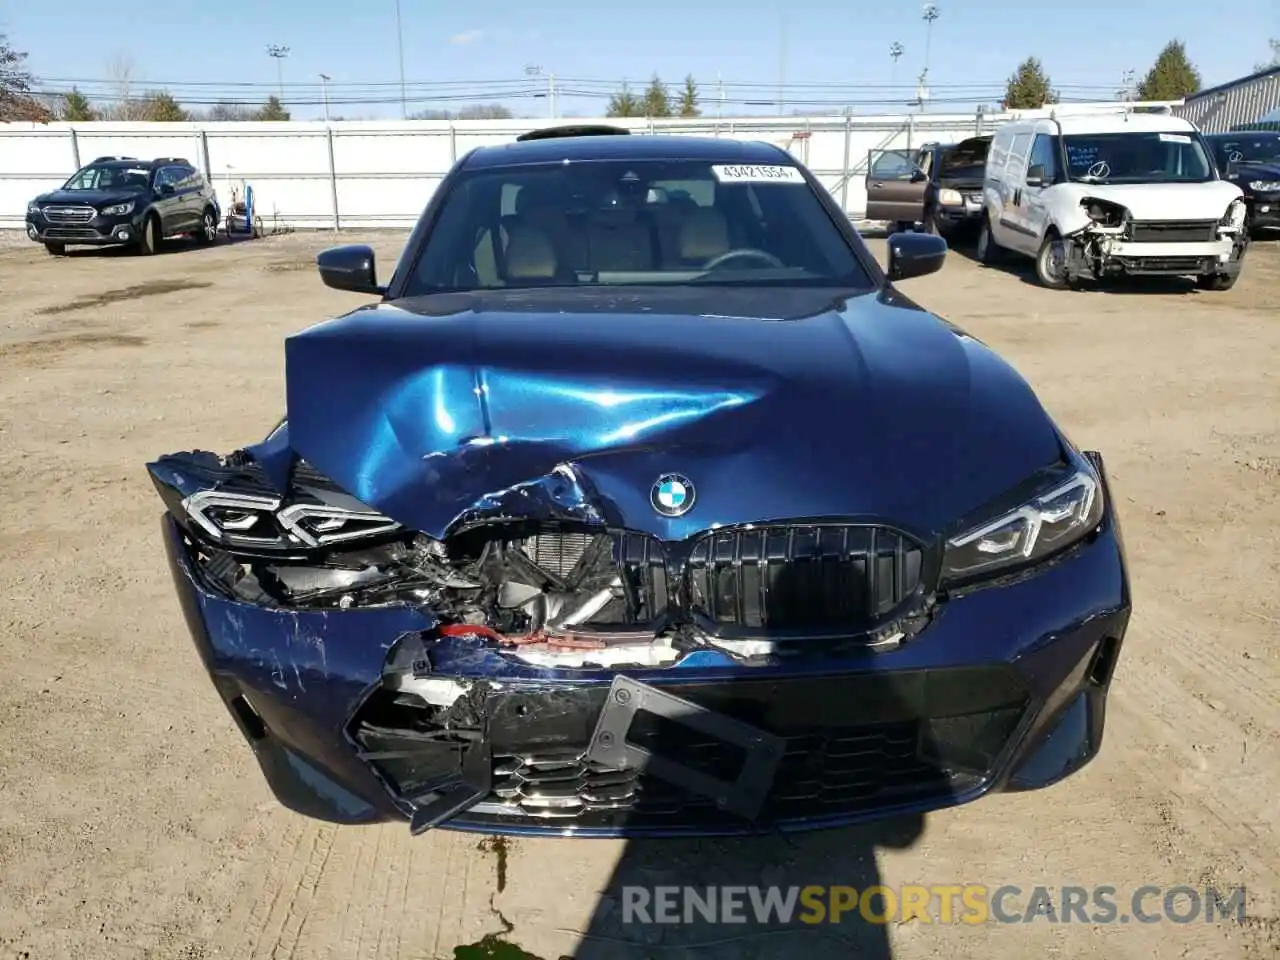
[865,135,992,238]
[25,156,220,255]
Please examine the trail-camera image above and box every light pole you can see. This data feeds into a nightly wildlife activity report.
[889,41,904,92]
[393,0,407,119]
[919,5,938,112]
[266,45,289,101]
[319,73,331,121]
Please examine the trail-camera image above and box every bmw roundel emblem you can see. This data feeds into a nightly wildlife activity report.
[651,474,696,517]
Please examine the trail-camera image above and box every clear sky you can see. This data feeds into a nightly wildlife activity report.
[3,0,1277,119]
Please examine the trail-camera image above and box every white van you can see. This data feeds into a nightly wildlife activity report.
[976,113,1249,290]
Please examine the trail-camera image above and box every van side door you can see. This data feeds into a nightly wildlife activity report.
[994,132,1036,254]
[1023,134,1060,243]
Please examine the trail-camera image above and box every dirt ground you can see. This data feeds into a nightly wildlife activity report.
[1,228,1278,960]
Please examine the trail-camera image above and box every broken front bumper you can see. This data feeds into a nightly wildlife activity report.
[162,480,1131,837]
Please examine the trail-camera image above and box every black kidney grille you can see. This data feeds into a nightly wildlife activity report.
[686,524,924,632]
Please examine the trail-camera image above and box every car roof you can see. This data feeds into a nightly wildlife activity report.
[89,157,191,168]
[462,134,793,170]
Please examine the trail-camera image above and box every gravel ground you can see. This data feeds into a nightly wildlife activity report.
[1,229,1278,960]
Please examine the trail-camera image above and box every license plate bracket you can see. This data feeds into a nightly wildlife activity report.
[584,675,787,821]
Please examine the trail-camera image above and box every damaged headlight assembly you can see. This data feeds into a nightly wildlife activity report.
[942,468,1104,587]
[182,489,401,550]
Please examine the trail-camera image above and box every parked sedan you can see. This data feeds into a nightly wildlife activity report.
[148,126,1130,839]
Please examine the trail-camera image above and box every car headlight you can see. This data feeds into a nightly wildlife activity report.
[938,188,963,205]
[942,468,1104,585]
[101,201,134,216]
[181,489,400,551]
[1248,181,1280,192]
[27,201,40,215]
[1220,198,1248,228]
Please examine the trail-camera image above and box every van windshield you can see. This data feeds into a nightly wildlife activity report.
[1061,132,1215,184]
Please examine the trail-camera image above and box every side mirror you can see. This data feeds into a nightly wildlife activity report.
[158,183,176,196]
[1025,164,1046,187]
[910,168,928,183]
[317,244,385,295]
[886,232,947,282]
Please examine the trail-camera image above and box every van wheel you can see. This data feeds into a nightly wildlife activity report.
[1034,231,1071,289]
[1196,273,1237,291]
[976,218,1002,265]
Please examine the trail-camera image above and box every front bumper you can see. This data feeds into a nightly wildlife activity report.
[26,212,140,245]
[937,198,984,227]
[1247,195,1280,230]
[162,462,1131,838]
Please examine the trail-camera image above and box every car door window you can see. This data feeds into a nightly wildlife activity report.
[869,150,917,180]
[1009,134,1033,174]
[1028,134,1058,182]
[154,167,180,190]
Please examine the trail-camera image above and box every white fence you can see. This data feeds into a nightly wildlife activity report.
[0,104,1179,230]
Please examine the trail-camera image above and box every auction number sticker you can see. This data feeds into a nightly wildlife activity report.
[711,164,804,183]
[1158,133,1191,144]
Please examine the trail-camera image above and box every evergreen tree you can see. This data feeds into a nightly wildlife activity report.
[143,90,188,121]
[62,87,96,121]
[642,75,671,117]
[1137,41,1202,101]
[606,82,641,117]
[679,75,700,117]
[255,96,291,121]
[1003,57,1058,109]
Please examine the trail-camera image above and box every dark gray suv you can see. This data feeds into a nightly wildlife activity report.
[25,156,220,256]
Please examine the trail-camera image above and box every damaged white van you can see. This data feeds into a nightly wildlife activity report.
[977,113,1249,290]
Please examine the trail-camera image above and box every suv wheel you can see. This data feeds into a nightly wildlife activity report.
[137,214,161,256]
[195,207,218,245]
[1034,232,1071,290]
[44,242,66,256]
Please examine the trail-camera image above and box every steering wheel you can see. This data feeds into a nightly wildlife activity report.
[702,248,786,271]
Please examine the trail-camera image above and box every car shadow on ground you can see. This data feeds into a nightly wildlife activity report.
[568,815,927,959]
[554,663,958,960]
[58,231,263,258]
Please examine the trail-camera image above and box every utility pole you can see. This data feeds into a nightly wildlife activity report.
[393,0,408,119]
[717,73,725,122]
[777,16,788,115]
[266,45,290,101]
[319,73,331,122]
[525,64,555,119]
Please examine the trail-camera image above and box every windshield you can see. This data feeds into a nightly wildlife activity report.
[1210,134,1280,166]
[62,164,152,191]
[405,158,872,295]
[1061,132,1215,184]
[939,138,991,178]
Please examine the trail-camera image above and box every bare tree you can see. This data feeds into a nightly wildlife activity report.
[103,52,148,120]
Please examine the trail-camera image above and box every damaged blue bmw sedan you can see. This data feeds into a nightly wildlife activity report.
[148,125,1131,837]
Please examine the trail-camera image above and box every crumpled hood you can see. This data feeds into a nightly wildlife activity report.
[1055,180,1242,221]
[34,188,141,207]
[280,288,1064,541]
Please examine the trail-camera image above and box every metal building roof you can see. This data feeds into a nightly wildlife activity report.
[1173,67,1280,133]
